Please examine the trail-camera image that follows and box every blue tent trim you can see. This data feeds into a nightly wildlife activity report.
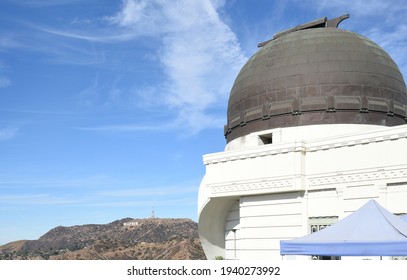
[280,200,407,256]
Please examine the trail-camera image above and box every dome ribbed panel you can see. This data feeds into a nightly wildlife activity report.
[225,28,407,143]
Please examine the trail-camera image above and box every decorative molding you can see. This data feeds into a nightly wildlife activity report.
[208,166,407,196]
[307,132,407,152]
[308,167,407,188]
[208,177,303,197]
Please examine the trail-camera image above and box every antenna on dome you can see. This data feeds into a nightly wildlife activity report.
[151,201,156,219]
[257,14,350,48]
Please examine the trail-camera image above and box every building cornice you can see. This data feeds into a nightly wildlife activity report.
[204,125,407,165]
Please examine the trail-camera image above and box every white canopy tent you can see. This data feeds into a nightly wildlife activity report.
[280,200,407,256]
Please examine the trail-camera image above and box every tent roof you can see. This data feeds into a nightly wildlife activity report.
[280,200,407,256]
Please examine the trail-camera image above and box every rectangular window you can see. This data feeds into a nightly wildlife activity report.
[259,133,273,145]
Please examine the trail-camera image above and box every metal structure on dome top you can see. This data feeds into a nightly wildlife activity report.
[257,14,350,47]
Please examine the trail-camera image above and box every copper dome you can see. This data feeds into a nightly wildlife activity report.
[225,15,407,143]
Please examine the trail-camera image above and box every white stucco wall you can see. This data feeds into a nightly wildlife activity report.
[198,124,407,260]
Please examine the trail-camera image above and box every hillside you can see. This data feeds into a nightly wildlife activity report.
[0,218,206,260]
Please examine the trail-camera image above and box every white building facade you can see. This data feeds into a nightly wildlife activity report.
[198,16,407,260]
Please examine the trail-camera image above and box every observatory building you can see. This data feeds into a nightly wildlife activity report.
[198,15,407,260]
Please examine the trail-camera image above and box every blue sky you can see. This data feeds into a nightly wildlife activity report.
[0,0,406,245]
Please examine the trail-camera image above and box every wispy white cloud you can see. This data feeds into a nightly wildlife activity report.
[77,75,132,109]
[98,185,197,198]
[0,108,78,115]
[0,126,18,140]
[40,0,244,133]
[313,0,395,17]
[0,61,11,88]
[78,122,176,133]
[3,1,247,135]
[83,197,196,208]
[0,36,22,50]
[2,19,107,66]
[6,0,81,8]
[106,0,152,30]
[0,76,11,88]
[0,174,114,189]
[0,193,88,206]
[72,0,247,134]
[78,76,102,108]
[37,26,137,43]
[0,185,197,207]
